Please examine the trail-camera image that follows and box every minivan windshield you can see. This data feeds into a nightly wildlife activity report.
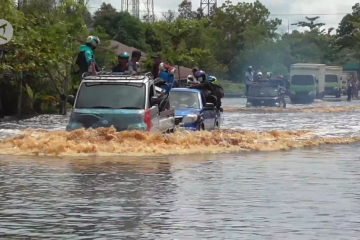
[325,74,338,83]
[75,82,145,109]
[291,75,314,85]
[170,91,200,109]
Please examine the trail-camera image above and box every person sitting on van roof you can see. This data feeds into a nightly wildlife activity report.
[112,52,129,72]
[127,50,142,73]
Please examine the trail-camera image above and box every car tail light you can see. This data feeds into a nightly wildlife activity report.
[144,109,151,131]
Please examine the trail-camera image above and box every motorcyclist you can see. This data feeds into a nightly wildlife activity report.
[112,52,129,72]
[207,75,224,110]
[189,70,216,106]
[74,36,100,81]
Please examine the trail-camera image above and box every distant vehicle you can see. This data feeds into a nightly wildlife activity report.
[169,88,222,131]
[66,72,175,133]
[289,63,325,104]
[246,79,287,108]
[325,66,342,98]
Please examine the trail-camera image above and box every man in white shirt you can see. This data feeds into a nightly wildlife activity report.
[245,66,253,96]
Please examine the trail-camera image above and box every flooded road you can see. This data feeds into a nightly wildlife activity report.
[0,97,360,239]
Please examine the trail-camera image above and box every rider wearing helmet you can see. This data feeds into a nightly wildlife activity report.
[189,70,216,106]
[74,36,100,80]
[257,72,263,81]
[112,52,129,72]
[207,75,224,110]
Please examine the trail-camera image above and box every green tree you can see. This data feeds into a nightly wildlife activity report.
[93,10,148,50]
[291,16,325,30]
[210,0,281,81]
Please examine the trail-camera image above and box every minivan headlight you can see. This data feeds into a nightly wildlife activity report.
[182,114,198,124]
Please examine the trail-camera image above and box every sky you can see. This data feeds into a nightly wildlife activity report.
[87,0,359,32]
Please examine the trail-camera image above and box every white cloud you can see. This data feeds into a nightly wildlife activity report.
[88,0,358,31]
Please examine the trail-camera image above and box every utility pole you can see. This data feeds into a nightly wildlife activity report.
[121,0,154,22]
[288,19,290,33]
[200,0,217,16]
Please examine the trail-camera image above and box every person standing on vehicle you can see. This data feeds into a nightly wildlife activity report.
[74,36,100,81]
[245,66,253,96]
[192,67,198,77]
[151,53,162,78]
[127,50,142,73]
[112,52,129,72]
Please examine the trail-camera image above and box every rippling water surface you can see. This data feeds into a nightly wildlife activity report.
[0,97,360,239]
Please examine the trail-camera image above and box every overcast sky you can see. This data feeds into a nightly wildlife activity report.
[88,0,358,32]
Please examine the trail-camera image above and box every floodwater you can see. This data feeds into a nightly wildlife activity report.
[0,97,360,239]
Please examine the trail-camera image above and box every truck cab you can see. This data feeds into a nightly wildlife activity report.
[325,66,342,98]
[246,79,287,108]
[289,63,325,104]
[66,72,175,133]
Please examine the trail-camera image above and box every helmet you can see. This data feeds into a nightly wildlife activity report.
[279,75,284,79]
[266,72,272,79]
[159,62,165,71]
[86,36,100,48]
[248,66,253,71]
[257,72,263,77]
[187,75,194,81]
[207,75,218,84]
[119,52,129,59]
[196,70,206,82]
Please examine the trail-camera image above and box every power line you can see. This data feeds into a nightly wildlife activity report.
[86,6,350,16]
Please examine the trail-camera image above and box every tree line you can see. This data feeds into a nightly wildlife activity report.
[1,0,360,116]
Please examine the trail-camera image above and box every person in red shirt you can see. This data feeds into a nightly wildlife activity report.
[152,53,162,78]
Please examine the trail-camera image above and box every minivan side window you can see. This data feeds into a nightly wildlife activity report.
[149,84,155,107]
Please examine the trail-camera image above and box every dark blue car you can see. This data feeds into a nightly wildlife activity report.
[169,88,222,131]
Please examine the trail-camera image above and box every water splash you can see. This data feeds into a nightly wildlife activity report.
[0,127,358,156]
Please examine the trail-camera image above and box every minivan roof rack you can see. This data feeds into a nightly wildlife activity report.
[82,72,154,82]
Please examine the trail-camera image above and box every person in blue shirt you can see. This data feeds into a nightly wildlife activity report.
[74,36,100,80]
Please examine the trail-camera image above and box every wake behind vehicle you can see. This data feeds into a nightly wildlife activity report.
[66,72,175,133]
[246,79,287,108]
[169,88,222,131]
[289,63,325,104]
[324,66,342,98]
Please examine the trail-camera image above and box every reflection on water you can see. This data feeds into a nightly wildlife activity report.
[0,98,360,239]
[1,144,360,239]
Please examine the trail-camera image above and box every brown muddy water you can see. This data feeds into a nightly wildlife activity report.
[0,97,360,239]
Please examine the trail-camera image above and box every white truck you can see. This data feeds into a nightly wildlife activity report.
[325,66,342,98]
[289,63,325,103]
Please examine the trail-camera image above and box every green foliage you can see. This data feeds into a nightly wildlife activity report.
[1,0,359,115]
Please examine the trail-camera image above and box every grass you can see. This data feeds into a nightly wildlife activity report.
[219,80,245,95]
